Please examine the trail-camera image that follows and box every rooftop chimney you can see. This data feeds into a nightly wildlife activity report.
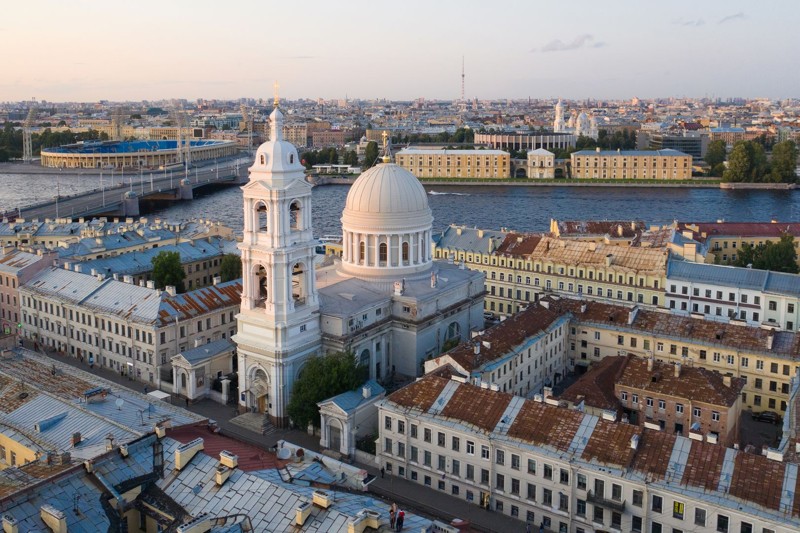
[2,514,19,533]
[723,375,732,387]
[362,385,371,399]
[630,434,640,450]
[766,333,774,350]
[605,254,613,267]
[647,357,654,372]
[674,363,681,378]
[39,505,66,533]
[165,285,177,296]
[213,275,221,286]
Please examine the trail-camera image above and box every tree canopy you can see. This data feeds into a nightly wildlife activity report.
[770,140,798,183]
[301,147,340,169]
[363,141,379,168]
[704,139,727,176]
[287,352,368,428]
[733,233,799,274]
[219,254,242,283]
[151,251,186,292]
[722,139,794,183]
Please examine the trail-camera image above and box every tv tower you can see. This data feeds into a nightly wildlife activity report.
[461,56,465,103]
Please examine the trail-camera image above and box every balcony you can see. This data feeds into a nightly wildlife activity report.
[587,491,626,513]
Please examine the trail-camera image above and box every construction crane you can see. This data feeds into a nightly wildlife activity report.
[22,105,37,163]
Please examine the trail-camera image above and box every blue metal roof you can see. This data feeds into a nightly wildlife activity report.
[318,380,385,414]
[44,139,228,154]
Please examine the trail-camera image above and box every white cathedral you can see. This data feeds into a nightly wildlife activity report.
[233,99,485,426]
[553,99,598,140]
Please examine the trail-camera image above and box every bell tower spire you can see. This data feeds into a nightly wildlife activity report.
[234,83,321,428]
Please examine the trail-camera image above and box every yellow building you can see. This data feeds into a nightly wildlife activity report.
[396,148,510,178]
[434,226,668,317]
[676,220,800,266]
[547,297,800,415]
[571,148,692,179]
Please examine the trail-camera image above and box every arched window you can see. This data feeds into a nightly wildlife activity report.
[291,262,307,306]
[252,264,268,308]
[402,241,409,262]
[260,154,265,165]
[379,242,388,263]
[359,241,365,263]
[289,153,294,164]
[289,200,301,231]
[255,202,268,232]
[359,349,370,367]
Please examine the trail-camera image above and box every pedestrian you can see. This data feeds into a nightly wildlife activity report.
[396,510,404,531]
[389,509,395,529]
[539,522,544,533]
[526,522,531,533]
[380,466,385,478]
[143,386,148,394]
[185,397,189,407]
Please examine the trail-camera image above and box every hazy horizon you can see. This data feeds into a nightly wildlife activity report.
[2,0,798,102]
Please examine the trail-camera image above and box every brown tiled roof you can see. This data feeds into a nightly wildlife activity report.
[548,298,800,359]
[559,355,627,411]
[507,400,584,452]
[445,304,562,371]
[631,431,677,480]
[385,375,450,413]
[681,440,725,491]
[440,384,511,433]
[530,236,667,273]
[617,357,745,407]
[0,462,76,499]
[729,453,786,512]
[0,358,95,411]
[555,220,646,239]
[582,418,640,466]
[494,233,543,257]
[677,221,800,241]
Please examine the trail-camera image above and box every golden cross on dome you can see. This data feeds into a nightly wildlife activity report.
[381,130,391,163]
[273,81,280,107]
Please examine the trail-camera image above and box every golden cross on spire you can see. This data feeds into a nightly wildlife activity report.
[273,81,280,107]
[381,130,391,163]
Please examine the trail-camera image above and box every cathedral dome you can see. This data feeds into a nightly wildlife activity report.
[342,162,432,231]
[250,107,304,178]
[339,162,434,279]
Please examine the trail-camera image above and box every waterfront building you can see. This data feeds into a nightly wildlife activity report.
[19,267,241,388]
[550,219,648,246]
[68,236,238,291]
[526,148,555,178]
[570,148,692,180]
[395,147,511,178]
[0,248,53,335]
[474,131,576,152]
[40,139,237,169]
[676,220,800,266]
[636,130,709,159]
[0,217,233,257]
[665,259,800,332]
[377,371,800,532]
[434,227,668,318]
[560,355,745,447]
[234,101,484,426]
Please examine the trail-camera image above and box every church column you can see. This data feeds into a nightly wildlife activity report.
[372,234,379,267]
[342,232,349,262]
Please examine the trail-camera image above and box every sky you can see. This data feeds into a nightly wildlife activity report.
[1,0,798,102]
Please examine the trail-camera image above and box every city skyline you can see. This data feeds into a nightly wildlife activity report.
[1,0,799,102]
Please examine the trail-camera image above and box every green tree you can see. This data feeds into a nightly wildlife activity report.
[287,352,368,428]
[151,251,186,292]
[723,142,752,182]
[734,234,799,273]
[575,135,597,150]
[219,254,242,282]
[770,140,798,183]
[363,141,379,168]
[705,140,727,169]
[343,150,358,166]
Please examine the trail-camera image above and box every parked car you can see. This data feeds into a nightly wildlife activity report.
[752,411,782,424]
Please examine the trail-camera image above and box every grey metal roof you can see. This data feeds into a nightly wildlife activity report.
[178,338,235,365]
[434,224,507,253]
[666,259,800,297]
[572,149,689,157]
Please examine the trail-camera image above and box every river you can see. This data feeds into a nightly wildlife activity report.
[0,171,797,237]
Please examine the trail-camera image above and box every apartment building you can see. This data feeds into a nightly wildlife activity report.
[547,297,800,415]
[676,221,800,266]
[19,267,241,387]
[666,260,800,332]
[560,355,745,446]
[378,373,799,532]
[571,148,692,180]
[0,248,53,334]
[395,148,511,179]
[424,303,570,396]
[434,227,668,318]
[549,219,648,247]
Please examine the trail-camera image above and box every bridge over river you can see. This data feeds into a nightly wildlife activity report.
[1,162,248,221]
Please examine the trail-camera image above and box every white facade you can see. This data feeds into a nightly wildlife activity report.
[234,103,322,426]
[378,374,800,533]
[527,149,555,179]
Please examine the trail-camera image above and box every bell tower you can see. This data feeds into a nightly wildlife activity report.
[234,87,321,427]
